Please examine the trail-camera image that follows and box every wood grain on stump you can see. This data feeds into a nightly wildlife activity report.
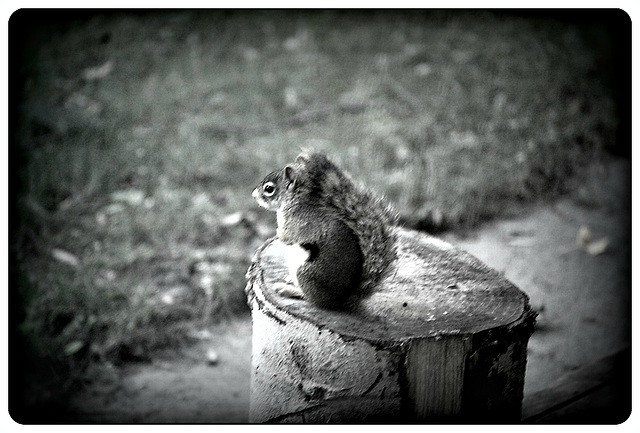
[245,227,536,423]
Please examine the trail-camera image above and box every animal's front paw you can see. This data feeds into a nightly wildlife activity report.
[273,282,304,299]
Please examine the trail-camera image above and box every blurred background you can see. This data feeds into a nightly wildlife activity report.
[9,9,630,422]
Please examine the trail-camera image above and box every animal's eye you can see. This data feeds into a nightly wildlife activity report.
[263,182,276,196]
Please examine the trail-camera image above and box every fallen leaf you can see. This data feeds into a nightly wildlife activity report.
[83,60,114,81]
[206,349,219,365]
[64,340,85,356]
[51,248,80,267]
[220,211,244,227]
[585,237,609,256]
[577,225,591,247]
[110,189,145,206]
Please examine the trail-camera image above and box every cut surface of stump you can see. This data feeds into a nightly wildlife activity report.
[245,227,535,423]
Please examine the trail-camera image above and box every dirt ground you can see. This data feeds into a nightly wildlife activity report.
[68,155,631,423]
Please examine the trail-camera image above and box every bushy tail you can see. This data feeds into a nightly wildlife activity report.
[314,155,399,293]
[341,184,398,293]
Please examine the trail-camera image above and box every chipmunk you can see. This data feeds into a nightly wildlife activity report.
[252,152,398,309]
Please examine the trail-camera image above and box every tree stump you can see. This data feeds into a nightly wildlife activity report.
[245,227,536,423]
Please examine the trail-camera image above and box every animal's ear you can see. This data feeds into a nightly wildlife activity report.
[295,152,310,165]
[284,165,297,188]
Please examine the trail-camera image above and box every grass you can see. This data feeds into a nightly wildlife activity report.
[9,9,625,420]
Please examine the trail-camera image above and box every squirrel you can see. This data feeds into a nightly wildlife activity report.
[252,151,398,309]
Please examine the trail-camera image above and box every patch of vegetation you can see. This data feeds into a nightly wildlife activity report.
[9,9,625,419]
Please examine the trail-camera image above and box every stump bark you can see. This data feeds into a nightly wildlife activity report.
[245,227,536,423]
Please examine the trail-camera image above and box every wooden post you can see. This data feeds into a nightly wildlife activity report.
[245,227,536,423]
